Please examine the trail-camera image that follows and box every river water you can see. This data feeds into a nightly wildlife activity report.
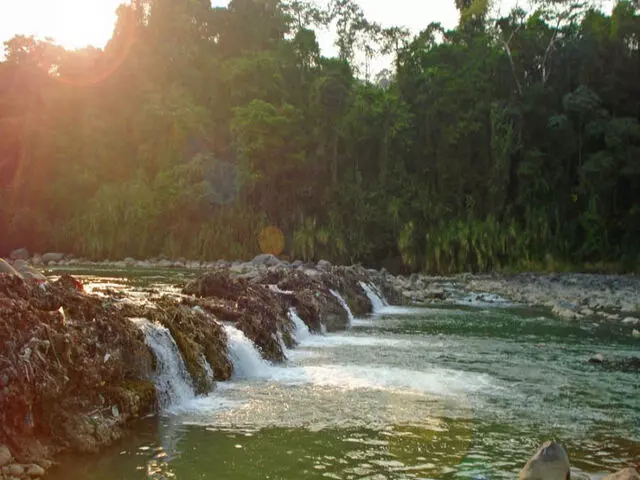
[47,268,639,479]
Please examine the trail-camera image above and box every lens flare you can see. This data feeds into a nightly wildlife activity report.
[259,226,285,256]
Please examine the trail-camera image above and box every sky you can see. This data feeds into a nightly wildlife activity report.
[0,0,613,67]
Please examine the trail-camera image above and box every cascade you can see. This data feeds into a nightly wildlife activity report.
[288,308,312,342]
[359,281,388,313]
[223,324,272,379]
[130,318,196,410]
[329,289,354,326]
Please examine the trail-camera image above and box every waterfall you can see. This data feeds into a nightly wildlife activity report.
[130,318,196,410]
[288,308,312,343]
[329,289,354,326]
[359,281,388,313]
[224,325,272,379]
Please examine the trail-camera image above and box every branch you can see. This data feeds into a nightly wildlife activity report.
[502,23,524,98]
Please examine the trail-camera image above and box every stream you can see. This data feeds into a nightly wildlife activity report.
[47,268,639,479]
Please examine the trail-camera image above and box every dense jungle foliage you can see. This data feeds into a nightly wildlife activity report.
[1,0,639,273]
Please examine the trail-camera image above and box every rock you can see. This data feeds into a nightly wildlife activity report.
[42,253,64,263]
[622,317,640,326]
[0,445,11,466]
[317,259,332,270]
[25,464,45,477]
[603,468,640,480]
[251,254,281,267]
[588,353,605,364]
[0,259,22,279]
[124,257,136,267]
[157,259,173,268]
[633,329,640,338]
[31,254,43,265]
[9,248,29,261]
[580,308,594,316]
[520,441,570,480]
[552,304,583,321]
[2,465,24,477]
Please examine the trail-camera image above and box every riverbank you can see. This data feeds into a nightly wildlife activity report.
[1,255,639,478]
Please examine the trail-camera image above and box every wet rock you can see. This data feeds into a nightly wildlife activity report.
[124,257,136,267]
[590,356,640,372]
[0,445,11,466]
[31,254,43,266]
[603,468,640,480]
[2,465,24,478]
[552,303,583,321]
[41,253,64,263]
[622,317,640,326]
[633,329,640,338]
[9,248,29,261]
[25,464,45,477]
[520,441,570,480]
[588,353,605,364]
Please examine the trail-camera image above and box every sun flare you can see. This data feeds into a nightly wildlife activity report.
[2,0,121,51]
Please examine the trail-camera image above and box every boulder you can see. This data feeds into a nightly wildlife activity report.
[622,317,639,326]
[520,441,570,480]
[25,464,45,477]
[603,468,640,480]
[317,259,332,270]
[252,254,281,268]
[9,248,29,261]
[42,253,64,263]
[12,261,46,284]
[31,254,43,266]
[633,329,640,338]
[124,257,136,268]
[588,353,605,364]
[0,445,11,466]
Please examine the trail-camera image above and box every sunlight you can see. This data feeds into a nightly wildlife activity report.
[1,0,122,50]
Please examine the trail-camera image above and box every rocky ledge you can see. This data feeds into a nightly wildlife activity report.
[0,255,393,477]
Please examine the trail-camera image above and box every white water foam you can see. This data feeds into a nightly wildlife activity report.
[130,318,196,410]
[359,281,388,313]
[288,308,312,343]
[253,364,495,397]
[329,289,354,326]
[224,325,273,379]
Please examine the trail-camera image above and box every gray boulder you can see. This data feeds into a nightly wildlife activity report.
[317,259,332,270]
[124,257,136,267]
[520,441,570,480]
[9,248,29,260]
[252,254,281,267]
[603,468,640,480]
[42,252,65,263]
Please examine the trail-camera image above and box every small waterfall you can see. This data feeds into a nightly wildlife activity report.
[130,318,196,410]
[359,281,388,313]
[224,325,272,379]
[329,289,354,326]
[288,308,312,343]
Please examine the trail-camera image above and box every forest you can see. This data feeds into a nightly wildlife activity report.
[0,0,639,273]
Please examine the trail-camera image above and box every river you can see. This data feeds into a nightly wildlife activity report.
[47,268,639,479]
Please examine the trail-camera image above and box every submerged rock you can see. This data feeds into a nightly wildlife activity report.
[603,468,640,480]
[520,441,570,480]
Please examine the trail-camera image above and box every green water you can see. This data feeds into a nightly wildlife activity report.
[47,270,639,479]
